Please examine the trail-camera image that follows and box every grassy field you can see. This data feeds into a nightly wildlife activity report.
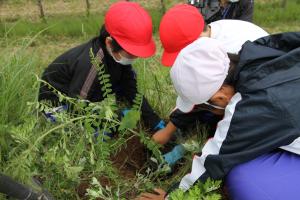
[0,0,300,199]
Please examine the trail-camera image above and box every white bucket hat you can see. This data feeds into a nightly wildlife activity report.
[170,37,230,113]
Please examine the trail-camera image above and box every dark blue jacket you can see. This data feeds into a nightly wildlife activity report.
[180,32,300,190]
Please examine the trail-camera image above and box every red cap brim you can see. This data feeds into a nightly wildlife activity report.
[116,37,156,58]
[161,49,180,67]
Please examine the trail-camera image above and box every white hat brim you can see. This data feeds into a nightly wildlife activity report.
[176,96,195,113]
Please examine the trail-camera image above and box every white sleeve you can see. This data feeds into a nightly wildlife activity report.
[179,92,242,191]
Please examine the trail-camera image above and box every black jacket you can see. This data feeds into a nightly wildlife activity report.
[38,37,161,130]
[222,0,253,22]
[207,0,254,23]
[179,32,300,190]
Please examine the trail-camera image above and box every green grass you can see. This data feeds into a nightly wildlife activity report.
[134,57,175,118]
[0,37,41,166]
[1,0,300,40]
[253,0,300,32]
[1,13,103,39]
[0,8,163,39]
[0,0,299,199]
[0,38,42,123]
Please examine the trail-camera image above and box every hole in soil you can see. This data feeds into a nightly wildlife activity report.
[76,135,148,199]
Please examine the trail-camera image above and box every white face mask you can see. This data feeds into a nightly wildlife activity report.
[106,46,135,66]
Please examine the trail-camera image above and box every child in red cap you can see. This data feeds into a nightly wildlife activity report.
[39,1,165,132]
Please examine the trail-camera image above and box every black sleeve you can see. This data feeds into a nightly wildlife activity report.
[120,66,161,130]
[236,0,254,22]
[170,108,203,130]
[38,52,71,106]
[39,42,93,105]
[0,173,35,199]
[170,107,222,134]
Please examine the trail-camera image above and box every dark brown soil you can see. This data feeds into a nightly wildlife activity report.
[76,135,148,199]
[111,135,148,178]
[76,176,112,199]
[76,180,89,198]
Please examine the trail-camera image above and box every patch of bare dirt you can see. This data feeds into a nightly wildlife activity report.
[111,135,147,178]
[76,135,148,199]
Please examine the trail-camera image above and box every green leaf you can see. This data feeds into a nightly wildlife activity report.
[204,194,222,200]
[118,110,140,131]
[169,189,185,200]
[65,166,83,180]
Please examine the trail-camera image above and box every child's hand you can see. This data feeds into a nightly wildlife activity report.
[152,121,177,145]
[136,188,166,200]
[152,128,172,145]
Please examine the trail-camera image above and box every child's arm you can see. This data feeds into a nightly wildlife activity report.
[152,121,177,145]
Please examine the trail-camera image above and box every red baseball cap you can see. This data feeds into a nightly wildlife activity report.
[159,4,204,66]
[105,1,156,58]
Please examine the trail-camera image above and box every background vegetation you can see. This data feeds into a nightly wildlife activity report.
[0,0,299,199]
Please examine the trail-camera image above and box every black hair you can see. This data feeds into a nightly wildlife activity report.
[203,23,208,32]
[99,25,123,52]
[224,53,240,86]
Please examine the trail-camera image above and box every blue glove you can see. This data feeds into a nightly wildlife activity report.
[154,120,166,131]
[44,105,68,123]
[121,108,130,117]
[93,128,113,142]
[44,112,57,123]
[163,144,185,167]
